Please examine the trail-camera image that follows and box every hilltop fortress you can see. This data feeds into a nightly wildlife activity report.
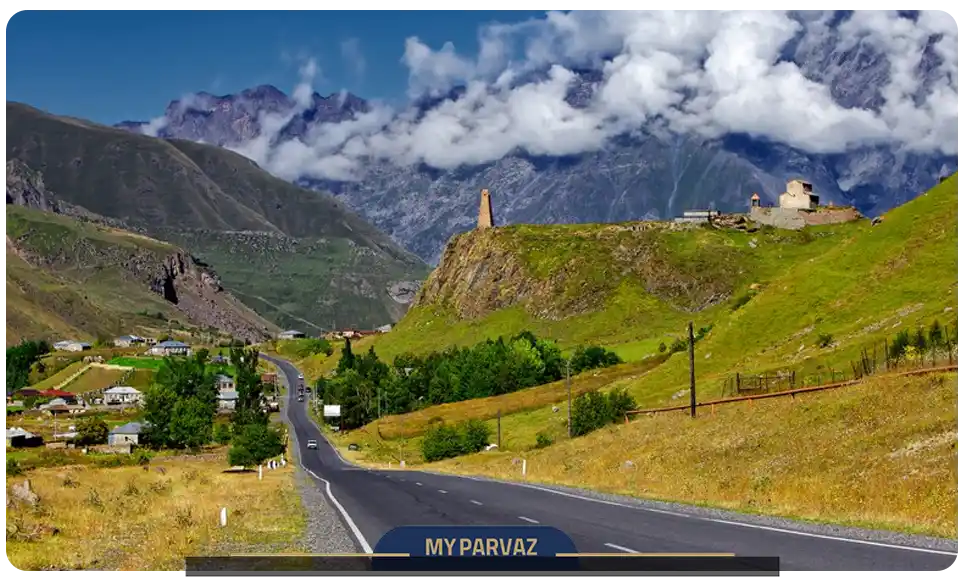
[475,179,862,233]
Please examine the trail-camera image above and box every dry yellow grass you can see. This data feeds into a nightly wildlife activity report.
[372,356,668,439]
[6,449,306,570]
[351,372,956,537]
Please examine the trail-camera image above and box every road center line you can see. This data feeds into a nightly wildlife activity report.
[438,489,448,494]
[518,516,540,524]
[416,482,423,486]
[605,543,639,554]
[470,500,483,506]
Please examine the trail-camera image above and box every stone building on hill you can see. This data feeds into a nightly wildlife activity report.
[748,179,861,230]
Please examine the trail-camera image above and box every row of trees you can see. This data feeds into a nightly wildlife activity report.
[6,340,51,392]
[141,347,284,468]
[315,332,624,430]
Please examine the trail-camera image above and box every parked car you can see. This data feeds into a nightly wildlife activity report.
[297,395,304,402]
[307,439,318,449]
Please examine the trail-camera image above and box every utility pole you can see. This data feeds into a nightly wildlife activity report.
[688,322,696,418]
[497,409,502,447]
[566,358,573,438]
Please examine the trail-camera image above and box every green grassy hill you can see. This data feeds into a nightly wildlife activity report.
[6,204,277,345]
[286,175,957,535]
[6,101,430,332]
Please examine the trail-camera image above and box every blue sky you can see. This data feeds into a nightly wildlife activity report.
[6,10,545,125]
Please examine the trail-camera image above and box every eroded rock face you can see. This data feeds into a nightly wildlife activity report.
[6,159,61,213]
[387,280,422,304]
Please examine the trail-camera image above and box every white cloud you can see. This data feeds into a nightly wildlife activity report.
[340,38,367,79]
[223,10,957,181]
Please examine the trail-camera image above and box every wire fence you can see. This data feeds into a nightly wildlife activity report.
[720,342,958,398]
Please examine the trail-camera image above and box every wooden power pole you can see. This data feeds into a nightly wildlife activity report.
[688,322,697,418]
[566,359,573,437]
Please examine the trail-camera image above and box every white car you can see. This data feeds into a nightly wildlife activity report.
[306,440,318,449]
[298,373,304,380]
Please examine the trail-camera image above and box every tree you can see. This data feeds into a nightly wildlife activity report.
[336,338,355,374]
[214,422,233,445]
[75,417,109,446]
[6,339,50,393]
[230,346,266,430]
[228,423,285,468]
[169,397,215,450]
[142,351,217,449]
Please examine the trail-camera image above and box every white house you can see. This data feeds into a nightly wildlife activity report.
[278,329,306,340]
[218,390,239,411]
[53,340,91,352]
[113,335,146,347]
[108,421,147,446]
[102,386,143,405]
[149,340,191,356]
[215,374,235,393]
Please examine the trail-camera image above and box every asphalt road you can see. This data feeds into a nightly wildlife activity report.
[262,353,957,571]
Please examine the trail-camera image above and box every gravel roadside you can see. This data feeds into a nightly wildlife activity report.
[276,368,358,554]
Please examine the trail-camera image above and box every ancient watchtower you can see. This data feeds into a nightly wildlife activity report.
[477,189,494,229]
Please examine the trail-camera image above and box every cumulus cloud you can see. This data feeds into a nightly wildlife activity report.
[227,10,958,182]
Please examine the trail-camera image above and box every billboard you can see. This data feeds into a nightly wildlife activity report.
[323,405,341,417]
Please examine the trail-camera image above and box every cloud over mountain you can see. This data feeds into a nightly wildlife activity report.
[147,10,957,183]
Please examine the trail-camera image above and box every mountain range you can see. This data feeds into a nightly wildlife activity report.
[116,17,957,265]
[6,102,429,336]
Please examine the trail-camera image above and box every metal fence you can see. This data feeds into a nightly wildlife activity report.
[720,344,957,398]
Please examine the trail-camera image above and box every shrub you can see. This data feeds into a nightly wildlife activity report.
[571,388,638,437]
[75,416,109,446]
[421,419,492,462]
[658,342,667,353]
[213,423,233,445]
[815,333,834,348]
[534,432,553,449]
[7,457,22,477]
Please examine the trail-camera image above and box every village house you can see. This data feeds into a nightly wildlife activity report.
[102,386,143,405]
[53,340,91,352]
[113,335,146,347]
[7,427,43,448]
[376,324,393,333]
[39,397,87,415]
[109,421,147,446]
[278,329,306,340]
[779,179,819,210]
[215,374,235,393]
[149,340,191,356]
[218,390,238,411]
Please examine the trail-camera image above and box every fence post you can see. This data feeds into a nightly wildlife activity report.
[885,340,890,370]
[497,410,502,448]
[688,322,696,418]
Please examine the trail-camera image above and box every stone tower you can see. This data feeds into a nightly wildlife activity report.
[477,189,494,229]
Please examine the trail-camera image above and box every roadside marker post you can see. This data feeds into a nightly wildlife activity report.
[522,459,527,478]
[258,464,263,480]
[219,508,227,527]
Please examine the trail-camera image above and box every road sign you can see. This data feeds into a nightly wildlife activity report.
[323,404,341,417]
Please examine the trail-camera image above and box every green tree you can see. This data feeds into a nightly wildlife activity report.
[336,338,355,374]
[228,423,285,468]
[75,416,109,446]
[230,346,266,430]
[6,339,50,393]
[169,397,215,450]
[214,422,233,445]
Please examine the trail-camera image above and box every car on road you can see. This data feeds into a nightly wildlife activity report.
[297,395,304,402]
[306,439,318,449]
[298,373,304,380]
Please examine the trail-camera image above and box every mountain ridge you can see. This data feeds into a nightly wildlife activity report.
[7,101,430,332]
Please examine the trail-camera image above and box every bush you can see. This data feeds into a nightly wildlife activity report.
[815,333,833,348]
[421,419,492,462]
[75,416,109,446]
[228,423,285,468]
[571,388,638,437]
[534,432,553,449]
[213,423,232,445]
[7,457,22,477]
[731,292,753,311]
[658,342,667,353]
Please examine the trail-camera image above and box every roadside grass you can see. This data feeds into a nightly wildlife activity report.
[6,448,307,570]
[107,357,164,370]
[372,355,670,440]
[424,372,957,538]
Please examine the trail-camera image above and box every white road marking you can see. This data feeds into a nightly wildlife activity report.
[470,500,483,506]
[416,482,423,486]
[438,489,448,494]
[605,543,639,554]
[706,518,958,556]
[409,470,958,557]
[301,466,372,553]
[518,516,540,524]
